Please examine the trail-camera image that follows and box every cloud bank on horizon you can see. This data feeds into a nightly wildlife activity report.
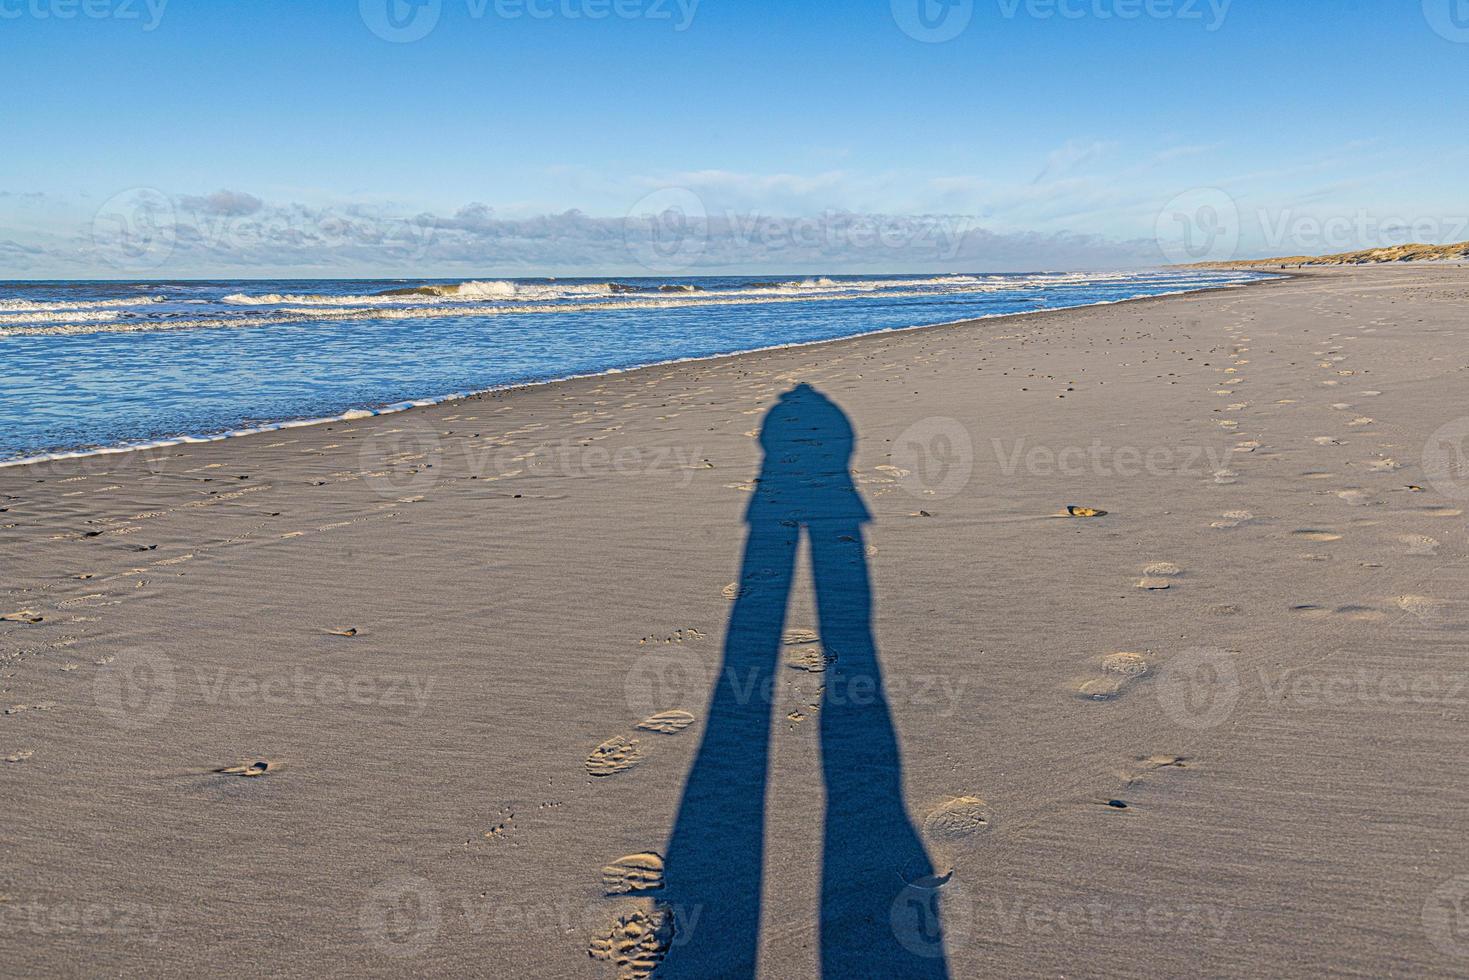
[10,140,1467,279]
[4,184,1166,279]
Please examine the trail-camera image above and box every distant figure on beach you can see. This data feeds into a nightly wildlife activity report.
[661,383,950,978]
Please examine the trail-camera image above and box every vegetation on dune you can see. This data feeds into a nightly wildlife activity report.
[1187,241,1469,268]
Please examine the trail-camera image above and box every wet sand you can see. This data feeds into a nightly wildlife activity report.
[3,264,1468,976]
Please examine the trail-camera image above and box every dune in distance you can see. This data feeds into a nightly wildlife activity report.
[1189,239,1469,267]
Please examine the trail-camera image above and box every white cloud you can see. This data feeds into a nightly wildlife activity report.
[1032,140,1117,184]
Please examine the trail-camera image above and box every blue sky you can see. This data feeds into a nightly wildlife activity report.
[2,0,1467,276]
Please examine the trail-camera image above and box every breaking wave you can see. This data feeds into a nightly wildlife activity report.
[2,272,1263,338]
[216,274,1002,308]
[0,296,164,313]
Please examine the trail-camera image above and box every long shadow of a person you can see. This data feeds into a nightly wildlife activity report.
[660,383,950,978]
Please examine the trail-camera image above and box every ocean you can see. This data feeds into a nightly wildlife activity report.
[0,269,1269,464]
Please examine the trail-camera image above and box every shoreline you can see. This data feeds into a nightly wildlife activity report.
[0,274,1282,470]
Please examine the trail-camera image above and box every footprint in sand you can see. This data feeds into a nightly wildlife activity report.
[1136,562,1183,591]
[637,628,705,646]
[923,796,994,845]
[1105,754,1194,805]
[782,627,836,672]
[1397,534,1440,556]
[634,710,695,734]
[589,901,675,980]
[587,736,644,777]
[1396,595,1449,625]
[1210,510,1255,529]
[1291,529,1343,542]
[0,610,44,624]
[2,702,56,716]
[484,804,515,840]
[589,711,697,776]
[213,760,276,778]
[1073,652,1153,702]
[1290,604,1386,623]
[601,853,665,895]
[786,646,836,673]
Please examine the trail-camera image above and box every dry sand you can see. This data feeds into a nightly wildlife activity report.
[3,265,1468,977]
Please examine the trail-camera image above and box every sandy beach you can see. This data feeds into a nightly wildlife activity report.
[4,263,1469,977]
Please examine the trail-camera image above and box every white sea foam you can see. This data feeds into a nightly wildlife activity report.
[0,309,123,325]
[222,279,633,306]
[0,295,163,312]
[217,273,1014,308]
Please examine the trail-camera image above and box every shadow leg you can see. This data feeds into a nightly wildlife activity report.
[661,520,799,979]
[810,524,950,979]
